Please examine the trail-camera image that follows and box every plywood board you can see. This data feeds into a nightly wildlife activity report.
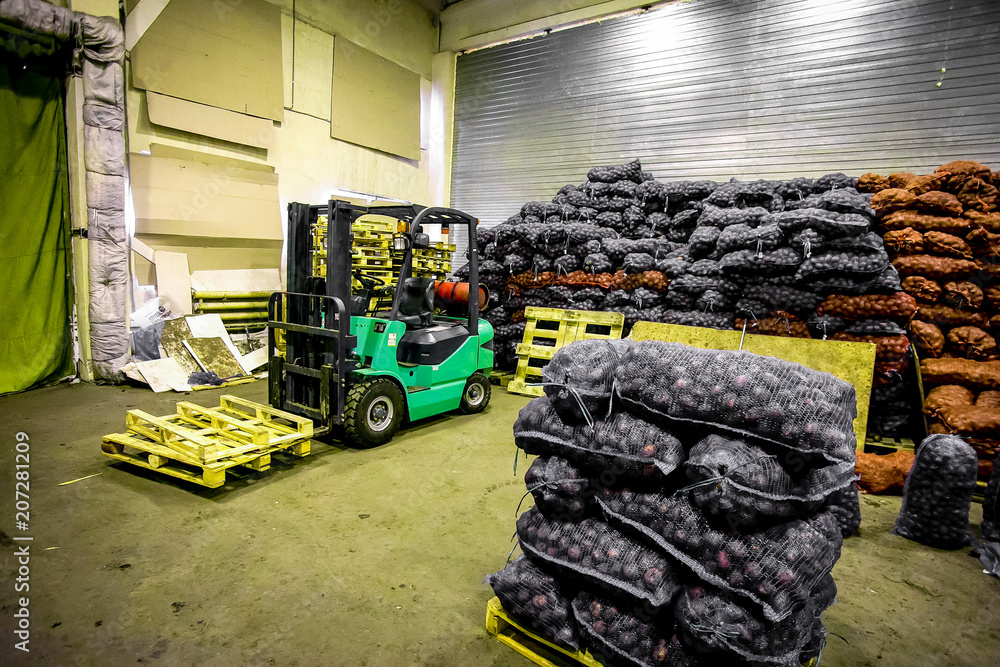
[291,20,334,121]
[133,357,192,393]
[136,234,281,274]
[130,153,281,241]
[149,143,274,173]
[159,317,200,375]
[331,36,421,161]
[131,0,283,122]
[190,269,281,293]
[628,322,877,449]
[185,337,246,379]
[154,250,192,315]
[146,92,274,149]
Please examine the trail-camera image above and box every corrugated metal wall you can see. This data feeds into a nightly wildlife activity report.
[449,0,1000,253]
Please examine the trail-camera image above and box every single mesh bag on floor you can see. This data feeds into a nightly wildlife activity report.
[524,456,592,520]
[825,481,862,537]
[674,576,837,667]
[542,339,634,423]
[516,507,682,608]
[572,592,697,667]
[982,452,1000,542]
[684,434,855,531]
[485,555,581,650]
[892,434,978,549]
[514,397,686,483]
[614,342,858,463]
[598,490,841,622]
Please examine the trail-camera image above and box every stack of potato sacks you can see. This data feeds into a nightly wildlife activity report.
[860,161,1000,479]
[487,340,858,667]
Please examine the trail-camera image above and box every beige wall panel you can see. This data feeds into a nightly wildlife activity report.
[131,0,284,122]
[146,93,275,149]
[291,20,334,120]
[148,144,275,173]
[331,36,421,161]
[284,0,436,79]
[139,235,282,273]
[130,154,282,241]
[273,111,429,208]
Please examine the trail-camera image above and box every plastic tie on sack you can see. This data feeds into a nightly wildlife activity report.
[516,478,586,516]
[803,237,812,259]
[756,238,765,259]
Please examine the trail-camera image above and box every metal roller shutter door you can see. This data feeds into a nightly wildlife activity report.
[449,0,1000,256]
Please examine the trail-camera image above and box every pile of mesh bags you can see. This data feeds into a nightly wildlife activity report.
[861,160,1000,475]
[487,340,858,666]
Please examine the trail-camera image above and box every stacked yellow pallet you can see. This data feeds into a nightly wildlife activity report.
[393,241,456,280]
[311,215,395,289]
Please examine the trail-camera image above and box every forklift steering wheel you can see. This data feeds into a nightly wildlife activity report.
[354,271,387,290]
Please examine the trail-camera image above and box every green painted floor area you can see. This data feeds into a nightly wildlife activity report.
[0,381,997,666]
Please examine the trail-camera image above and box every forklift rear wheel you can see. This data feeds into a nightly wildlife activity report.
[344,379,404,447]
[459,373,492,414]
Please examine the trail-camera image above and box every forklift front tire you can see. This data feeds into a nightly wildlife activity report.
[344,379,404,448]
[459,373,492,415]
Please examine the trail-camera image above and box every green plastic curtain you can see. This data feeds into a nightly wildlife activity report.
[0,60,73,394]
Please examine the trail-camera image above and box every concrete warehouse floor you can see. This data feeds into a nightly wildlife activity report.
[0,381,998,667]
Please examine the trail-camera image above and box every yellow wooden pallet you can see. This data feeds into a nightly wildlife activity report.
[507,307,625,397]
[102,432,310,489]
[486,597,607,667]
[354,219,395,233]
[489,370,516,388]
[102,396,314,488]
[486,596,818,667]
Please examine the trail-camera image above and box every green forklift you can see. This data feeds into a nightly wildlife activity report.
[268,199,494,447]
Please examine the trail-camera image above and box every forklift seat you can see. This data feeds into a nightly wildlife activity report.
[396,277,436,329]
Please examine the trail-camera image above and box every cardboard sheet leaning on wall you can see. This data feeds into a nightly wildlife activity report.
[0,1,128,381]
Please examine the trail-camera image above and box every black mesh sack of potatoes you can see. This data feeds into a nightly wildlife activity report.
[716,223,785,255]
[542,339,635,423]
[660,309,735,329]
[718,248,803,277]
[688,226,721,259]
[524,455,594,521]
[770,209,868,238]
[485,554,581,650]
[514,397,686,485]
[699,204,771,229]
[666,274,735,296]
[814,172,858,192]
[588,159,645,184]
[824,481,862,538]
[892,434,978,549]
[818,188,875,218]
[571,591,698,667]
[806,315,847,339]
[805,265,903,295]
[794,249,890,282]
[516,507,682,609]
[674,575,837,667]
[614,342,857,463]
[683,433,855,531]
[597,490,842,622]
[741,284,823,314]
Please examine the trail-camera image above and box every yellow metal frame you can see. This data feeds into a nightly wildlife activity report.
[629,321,877,450]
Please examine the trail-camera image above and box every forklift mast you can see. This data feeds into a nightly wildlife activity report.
[270,199,483,435]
